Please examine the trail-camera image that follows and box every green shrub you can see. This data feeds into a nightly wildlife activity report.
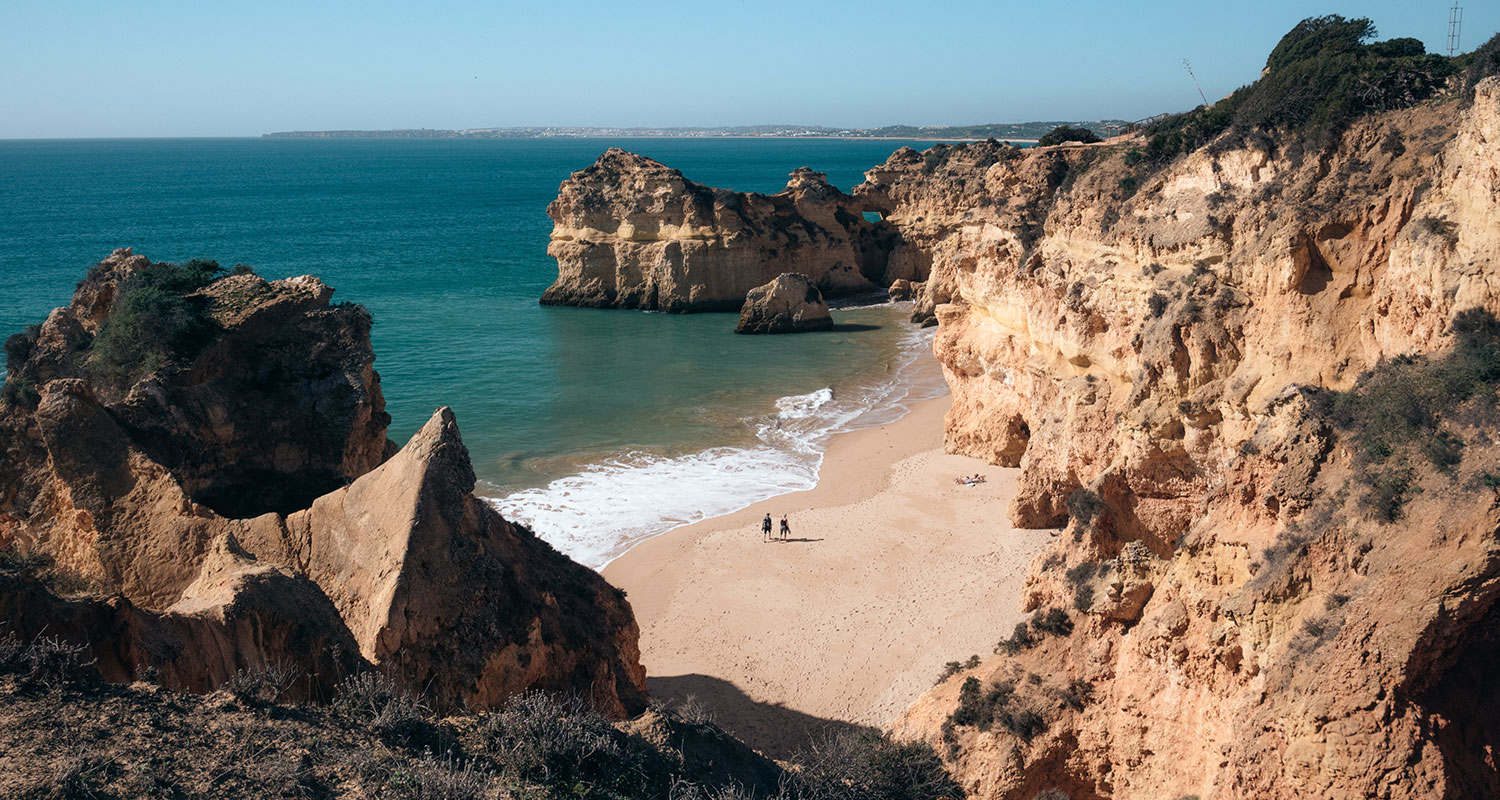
[1314,309,1500,520]
[1073,583,1095,612]
[0,628,21,671]
[87,261,225,386]
[922,144,953,172]
[1063,561,1098,586]
[1359,465,1419,522]
[3,323,40,373]
[1264,15,1375,73]
[1147,293,1169,318]
[1463,32,1500,96]
[947,678,1046,742]
[1418,215,1459,247]
[997,621,1037,655]
[335,672,434,743]
[792,728,961,800]
[950,677,1011,730]
[1032,608,1074,637]
[1038,125,1101,146]
[1,377,39,408]
[224,661,300,704]
[1067,488,1104,527]
[1144,15,1457,164]
[1056,679,1091,711]
[1143,99,1241,164]
[386,753,492,800]
[2,633,97,691]
[484,690,627,791]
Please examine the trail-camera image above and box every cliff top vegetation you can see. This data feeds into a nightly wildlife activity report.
[0,616,961,800]
[1142,15,1494,163]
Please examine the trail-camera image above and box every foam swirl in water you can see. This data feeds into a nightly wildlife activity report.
[492,325,943,570]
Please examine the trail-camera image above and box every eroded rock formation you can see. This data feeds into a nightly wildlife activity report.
[0,250,646,715]
[872,79,1500,798]
[735,273,833,334]
[541,149,912,311]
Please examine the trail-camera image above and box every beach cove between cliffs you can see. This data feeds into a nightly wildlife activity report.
[604,394,1050,757]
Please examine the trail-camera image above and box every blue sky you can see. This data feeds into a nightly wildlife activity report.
[1,0,1495,138]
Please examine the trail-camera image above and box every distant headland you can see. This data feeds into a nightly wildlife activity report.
[260,120,1125,141]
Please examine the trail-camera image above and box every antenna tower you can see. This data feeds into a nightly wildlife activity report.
[1448,2,1463,57]
[1184,59,1209,106]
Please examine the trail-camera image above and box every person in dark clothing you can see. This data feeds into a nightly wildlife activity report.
[762,513,773,542]
[779,515,790,542]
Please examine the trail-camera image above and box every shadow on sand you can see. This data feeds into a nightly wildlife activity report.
[648,674,877,759]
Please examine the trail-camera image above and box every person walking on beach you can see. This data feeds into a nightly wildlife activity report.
[762,513,773,542]
[779,514,790,542]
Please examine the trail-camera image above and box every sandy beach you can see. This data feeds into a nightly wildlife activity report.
[603,394,1050,757]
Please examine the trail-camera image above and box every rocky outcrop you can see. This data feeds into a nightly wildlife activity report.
[541,149,912,312]
[0,251,647,716]
[874,79,1500,797]
[280,407,646,716]
[7,250,391,518]
[735,273,833,334]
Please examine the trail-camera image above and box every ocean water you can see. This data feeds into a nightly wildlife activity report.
[0,137,947,568]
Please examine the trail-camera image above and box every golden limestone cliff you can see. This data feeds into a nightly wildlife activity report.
[866,78,1500,798]
[541,148,913,311]
[0,251,646,716]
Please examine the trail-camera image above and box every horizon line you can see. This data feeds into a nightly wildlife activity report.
[0,118,1132,142]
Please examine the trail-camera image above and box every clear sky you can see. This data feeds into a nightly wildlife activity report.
[1,0,1495,138]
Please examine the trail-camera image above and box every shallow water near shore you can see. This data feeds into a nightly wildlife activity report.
[0,136,943,567]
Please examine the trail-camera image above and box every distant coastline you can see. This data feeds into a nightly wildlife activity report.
[260,120,1123,142]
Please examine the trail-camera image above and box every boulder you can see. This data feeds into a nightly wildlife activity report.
[735,273,834,335]
[888,278,918,301]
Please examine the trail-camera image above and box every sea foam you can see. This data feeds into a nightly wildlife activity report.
[491,324,943,570]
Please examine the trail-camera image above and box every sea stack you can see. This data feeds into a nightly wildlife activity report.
[735,273,833,334]
[540,149,915,312]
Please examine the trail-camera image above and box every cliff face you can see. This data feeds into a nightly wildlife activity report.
[541,148,911,311]
[875,79,1500,798]
[0,251,646,715]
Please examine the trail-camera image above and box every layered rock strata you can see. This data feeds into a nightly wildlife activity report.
[735,273,834,334]
[871,79,1500,797]
[541,149,912,311]
[0,250,647,715]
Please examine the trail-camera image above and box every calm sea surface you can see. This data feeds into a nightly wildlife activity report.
[0,137,947,566]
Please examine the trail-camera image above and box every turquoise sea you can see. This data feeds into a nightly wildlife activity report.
[0,138,947,567]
